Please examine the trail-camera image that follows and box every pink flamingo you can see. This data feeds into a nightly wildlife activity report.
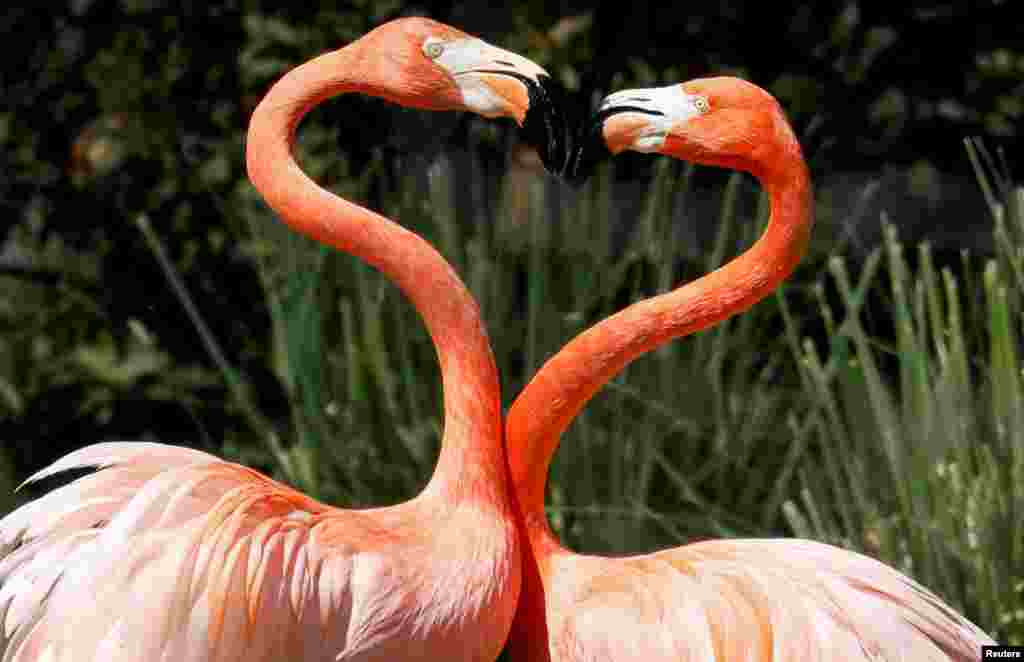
[505,77,994,661]
[0,17,556,661]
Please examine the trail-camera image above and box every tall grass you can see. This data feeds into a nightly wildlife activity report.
[776,141,1022,641]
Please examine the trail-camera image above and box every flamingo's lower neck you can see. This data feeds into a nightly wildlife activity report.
[246,44,510,513]
[508,144,813,551]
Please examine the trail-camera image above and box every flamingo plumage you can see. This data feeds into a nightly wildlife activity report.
[0,17,564,661]
[504,78,995,661]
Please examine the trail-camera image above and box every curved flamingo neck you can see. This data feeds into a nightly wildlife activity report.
[508,126,812,551]
[246,45,508,510]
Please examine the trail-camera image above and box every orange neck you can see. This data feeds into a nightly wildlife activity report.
[246,44,508,511]
[507,140,813,552]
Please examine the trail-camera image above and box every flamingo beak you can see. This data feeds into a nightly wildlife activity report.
[552,87,672,186]
[436,39,548,124]
[596,84,706,154]
[435,39,579,178]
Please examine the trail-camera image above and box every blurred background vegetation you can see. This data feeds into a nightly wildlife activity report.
[2,0,1022,644]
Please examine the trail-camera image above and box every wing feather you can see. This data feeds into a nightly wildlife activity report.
[558,538,993,661]
[0,443,362,661]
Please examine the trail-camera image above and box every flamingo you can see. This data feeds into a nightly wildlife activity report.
[504,78,994,661]
[0,17,567,661]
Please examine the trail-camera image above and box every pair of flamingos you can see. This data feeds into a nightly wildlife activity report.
[0,17,995,661]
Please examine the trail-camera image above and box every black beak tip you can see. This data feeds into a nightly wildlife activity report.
[518,79,660,185]
[518,75,582,179]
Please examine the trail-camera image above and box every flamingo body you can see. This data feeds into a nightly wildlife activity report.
[0,17,564,661]
[506,78,994,661]
[0,443,513,661]
[530,540,988,661]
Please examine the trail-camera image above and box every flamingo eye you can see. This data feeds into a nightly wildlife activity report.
[694,96,710,113]
[423,39,445,59]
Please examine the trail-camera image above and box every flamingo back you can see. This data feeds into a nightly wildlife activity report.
[543,538,992,661]
[0,443,515,661]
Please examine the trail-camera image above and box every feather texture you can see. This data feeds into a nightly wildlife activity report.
[545,539,992,661]
[0,443,515,661]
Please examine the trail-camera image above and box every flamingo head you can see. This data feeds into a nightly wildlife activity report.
[348,18,575,175]
[593,77,796,178]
